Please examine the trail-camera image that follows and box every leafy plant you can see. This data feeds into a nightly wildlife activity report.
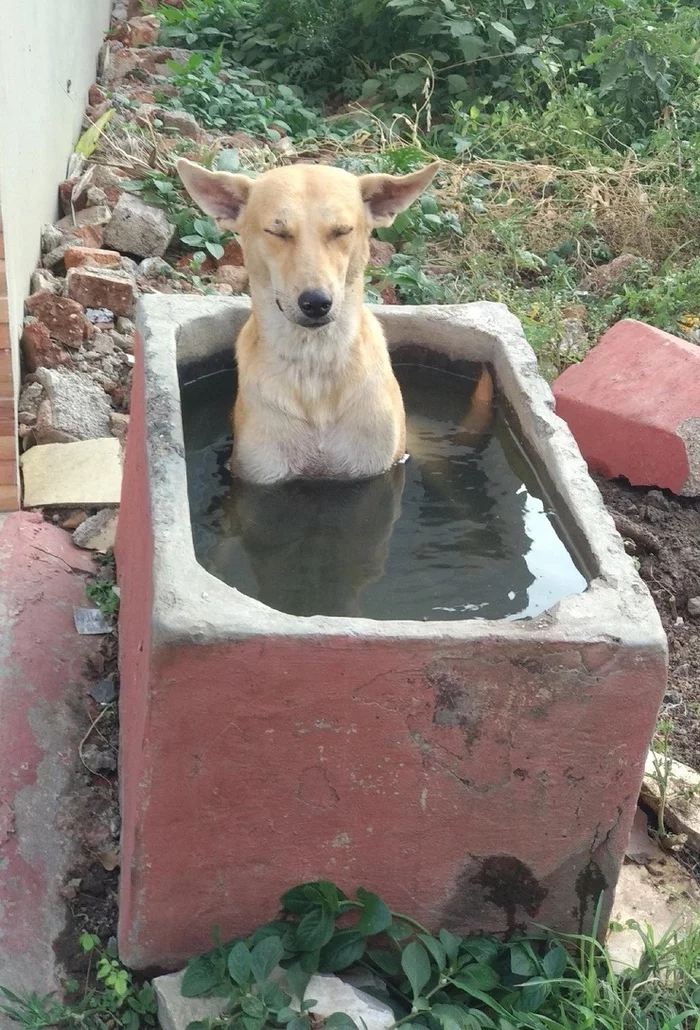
[0,934,157,1029]
[86,578,120,622]
[181,217,227,260]
[178,881,700,1030]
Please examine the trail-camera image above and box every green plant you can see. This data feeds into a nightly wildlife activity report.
[86,579,120,622]
[179,881,700,1030]
[0,934,157,1029]
[181,217,227,260]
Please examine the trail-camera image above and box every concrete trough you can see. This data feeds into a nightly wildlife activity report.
[116,295,666,970]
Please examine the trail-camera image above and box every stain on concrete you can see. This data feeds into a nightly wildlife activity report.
[426,660,485,747]
[296,766,339,809]
[445,855,548,933]
[574,859,608,933]
[472,856,548,931]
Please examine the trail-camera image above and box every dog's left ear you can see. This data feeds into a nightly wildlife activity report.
[177,158,252,231]
[359,161,441,228]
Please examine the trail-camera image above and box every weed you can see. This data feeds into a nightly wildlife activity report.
[86,574,120,623]
[0,934,157,1029]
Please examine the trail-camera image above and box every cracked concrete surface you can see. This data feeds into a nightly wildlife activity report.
[0,512,99,1023]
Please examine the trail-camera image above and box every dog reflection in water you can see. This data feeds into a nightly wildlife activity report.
[214,462,405,618]
[208,366,494,619]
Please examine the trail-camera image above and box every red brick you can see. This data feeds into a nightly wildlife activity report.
[58,179,88,218]
[66,268,135,319]
[25,291,87,348]
[21,322,73,373]
[68,224,105,249]
[64,247,122,270]
[0,437,15,462]
[89,83,106,107]
[128,14,160,46]
[217,238,244,267]
[369,238,395,268]
[553,319,700,496]
[0,484,19,510]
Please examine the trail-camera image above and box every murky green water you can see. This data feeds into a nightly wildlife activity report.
[181,361,588,620]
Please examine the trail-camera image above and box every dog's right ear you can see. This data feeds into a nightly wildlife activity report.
[176,158,252,231]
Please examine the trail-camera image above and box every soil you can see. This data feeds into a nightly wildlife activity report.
[54,633,120,982]
[595,475,700,771]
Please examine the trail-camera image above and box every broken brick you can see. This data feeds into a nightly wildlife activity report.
[214,266,249,293]
[21,322,74,373]
[25,292,88,349]
[64,247,122,271]
[67,268,136,319]
[217,238,244,267]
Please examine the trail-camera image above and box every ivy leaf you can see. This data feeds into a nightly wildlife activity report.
[418,934,446,970]
[386,921,413,942]
[284,962,312,1002]
[323,1015,359,1030]
[206,241,225,260]
[394,72,425,98]
[181,956,223,997]
[452,963,500,992]
[367,949,403,976]
[295,907,336,951]
[439,928,462,961]
[458,35,485,61]
[491,21,516,45]
[447,74,469,94]
[227,942,252,985]
[542,945,567,979]
[250,936,284,983]
[319,930,366,972]
[509,943,537,978]
[401,940,431,999]
[432,1004,468,1030]
[356,889,392,936]
[281,882,344,916]
[241,996,266,1018]
[288,1018,310,1030]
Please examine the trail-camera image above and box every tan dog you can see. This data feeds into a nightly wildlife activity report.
[177,157,439,484]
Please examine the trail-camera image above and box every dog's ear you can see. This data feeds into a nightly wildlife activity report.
[177,158,252,230]
[359,161,441,228]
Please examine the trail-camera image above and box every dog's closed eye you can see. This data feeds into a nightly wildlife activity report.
[330,226,353,239]
[265,228,294,241]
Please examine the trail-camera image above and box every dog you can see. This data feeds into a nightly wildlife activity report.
[177,156,440,484]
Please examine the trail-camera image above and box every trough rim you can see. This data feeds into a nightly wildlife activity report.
[135,293,666,653]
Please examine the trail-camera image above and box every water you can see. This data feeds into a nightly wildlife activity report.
[181,361,588,621]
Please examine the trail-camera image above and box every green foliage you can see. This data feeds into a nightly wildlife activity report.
[161,50,322,139]
[0,935,157,1029]
[86,579,120,622]
[176,881,700,1030]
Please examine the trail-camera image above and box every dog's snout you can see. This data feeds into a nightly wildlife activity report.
[298,289,333,319]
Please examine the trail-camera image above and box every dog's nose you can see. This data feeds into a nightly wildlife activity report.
[298,289,332,319]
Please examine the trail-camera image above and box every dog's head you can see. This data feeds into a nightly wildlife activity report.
[177,158,439,331]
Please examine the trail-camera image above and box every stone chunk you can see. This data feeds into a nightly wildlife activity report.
[553,319,700,496]
[128,15,161,46]
[56,205,112,232]
[30,268,62,295]
[21,438,122,507]
[215,265,248,293]
[24,291,87,348]
[369,238,395,268]
[104,194,175,258]
[154,970,395,1030]
[66,267,136,318]
[64,247,122,270]
[34,368,111,443]
[72,508,119,552]
[160,109,202,140]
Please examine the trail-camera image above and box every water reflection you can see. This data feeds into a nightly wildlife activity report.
[182,363,587,620]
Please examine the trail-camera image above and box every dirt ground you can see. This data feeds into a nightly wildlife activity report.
[595,476,700,771]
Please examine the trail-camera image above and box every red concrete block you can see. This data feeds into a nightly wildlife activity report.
[553,320,700,495]
[24,291,88,348]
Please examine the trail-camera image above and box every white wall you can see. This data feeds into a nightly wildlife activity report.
[0,0,112,387]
